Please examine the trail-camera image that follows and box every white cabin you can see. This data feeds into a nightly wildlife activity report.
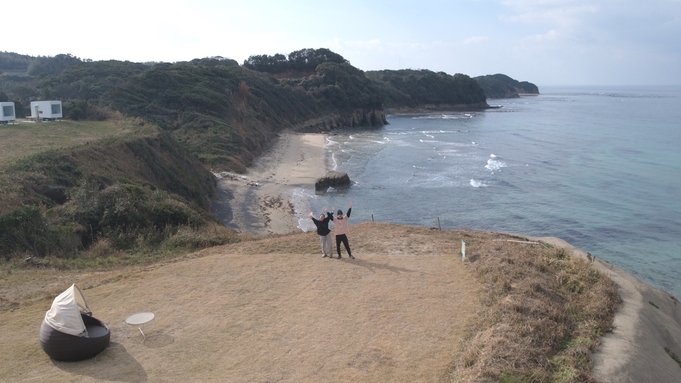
[30,100,63,120]
[0,102,16,124]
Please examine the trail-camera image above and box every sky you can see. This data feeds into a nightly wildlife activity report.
[4,0,681,86]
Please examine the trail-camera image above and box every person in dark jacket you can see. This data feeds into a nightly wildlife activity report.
[309,208,334,257]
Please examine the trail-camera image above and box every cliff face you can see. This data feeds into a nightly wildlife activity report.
[386,102,490,114]
[474,74,540,99]
[295,108,387,133]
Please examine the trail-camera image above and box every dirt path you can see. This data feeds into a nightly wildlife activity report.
[0,225,480,382]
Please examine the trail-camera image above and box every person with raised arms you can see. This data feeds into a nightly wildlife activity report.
[331,202,354,259]
[308,208,334,257]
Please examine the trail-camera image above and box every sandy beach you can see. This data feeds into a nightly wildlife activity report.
[212,131,328,236]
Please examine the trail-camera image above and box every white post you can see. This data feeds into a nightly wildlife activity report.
[461,240,466,261]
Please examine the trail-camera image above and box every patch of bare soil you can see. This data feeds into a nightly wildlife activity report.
[0,223,481,382]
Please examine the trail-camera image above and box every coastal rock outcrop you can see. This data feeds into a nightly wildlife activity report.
[315,171,351,192]
[295,108,387,133]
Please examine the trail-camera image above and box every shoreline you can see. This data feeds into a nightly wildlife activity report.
[212,131,328,236]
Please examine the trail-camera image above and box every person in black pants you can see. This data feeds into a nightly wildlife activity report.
[331,202,354,259]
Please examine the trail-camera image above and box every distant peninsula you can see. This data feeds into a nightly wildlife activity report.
[366,69,489,113]
[474,73,540,99]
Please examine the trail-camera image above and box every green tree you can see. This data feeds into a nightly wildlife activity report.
[27,53,82,76]
[288,48,347,71]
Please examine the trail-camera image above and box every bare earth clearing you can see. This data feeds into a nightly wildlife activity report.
[0,224,481,382]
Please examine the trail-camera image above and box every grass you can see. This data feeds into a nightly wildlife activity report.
[0,116,220,258]
[0,115,135,166]
[444,233,620,382]
[0,224,620,382]
[0,223,481,382]
[0,221,239,274]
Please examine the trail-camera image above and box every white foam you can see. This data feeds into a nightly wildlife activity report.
[485,158,507,172]
[331,152,338,171]
[470,179,487,188]
[290,187,318,232]
[325,137,339,147]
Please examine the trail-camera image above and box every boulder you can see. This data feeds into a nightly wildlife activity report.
[315,171,351,192]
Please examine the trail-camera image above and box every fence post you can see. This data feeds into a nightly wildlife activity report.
[437,217,441,231]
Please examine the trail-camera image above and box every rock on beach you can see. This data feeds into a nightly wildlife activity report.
[315,171,351,192]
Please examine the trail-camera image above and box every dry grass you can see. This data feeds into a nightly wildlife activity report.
[445,233,621,383]
[0,224,619,382]
[0,115,134,166]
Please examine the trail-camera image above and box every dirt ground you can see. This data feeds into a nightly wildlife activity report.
[0,224,481,383]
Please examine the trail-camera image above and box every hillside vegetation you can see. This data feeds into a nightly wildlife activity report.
[366,69,488,111]
[474,73,540,98]
[0,117,237,260]
[0,48,524,260]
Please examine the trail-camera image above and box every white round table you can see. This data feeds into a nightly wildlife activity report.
[125,312,154,341]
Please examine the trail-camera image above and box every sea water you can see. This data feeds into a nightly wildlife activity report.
[293,86,681,299]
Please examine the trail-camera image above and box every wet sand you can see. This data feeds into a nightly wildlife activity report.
[212,132,328,236]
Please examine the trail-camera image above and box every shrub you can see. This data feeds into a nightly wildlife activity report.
[0,205,49,258]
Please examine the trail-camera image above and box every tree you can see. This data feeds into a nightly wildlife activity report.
[27,54,82,76]
[288,48,347,71]
[243,53,288,73]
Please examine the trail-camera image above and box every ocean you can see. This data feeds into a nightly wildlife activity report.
[292,86,681,299]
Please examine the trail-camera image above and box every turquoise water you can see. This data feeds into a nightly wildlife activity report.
[295,86,681,299]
